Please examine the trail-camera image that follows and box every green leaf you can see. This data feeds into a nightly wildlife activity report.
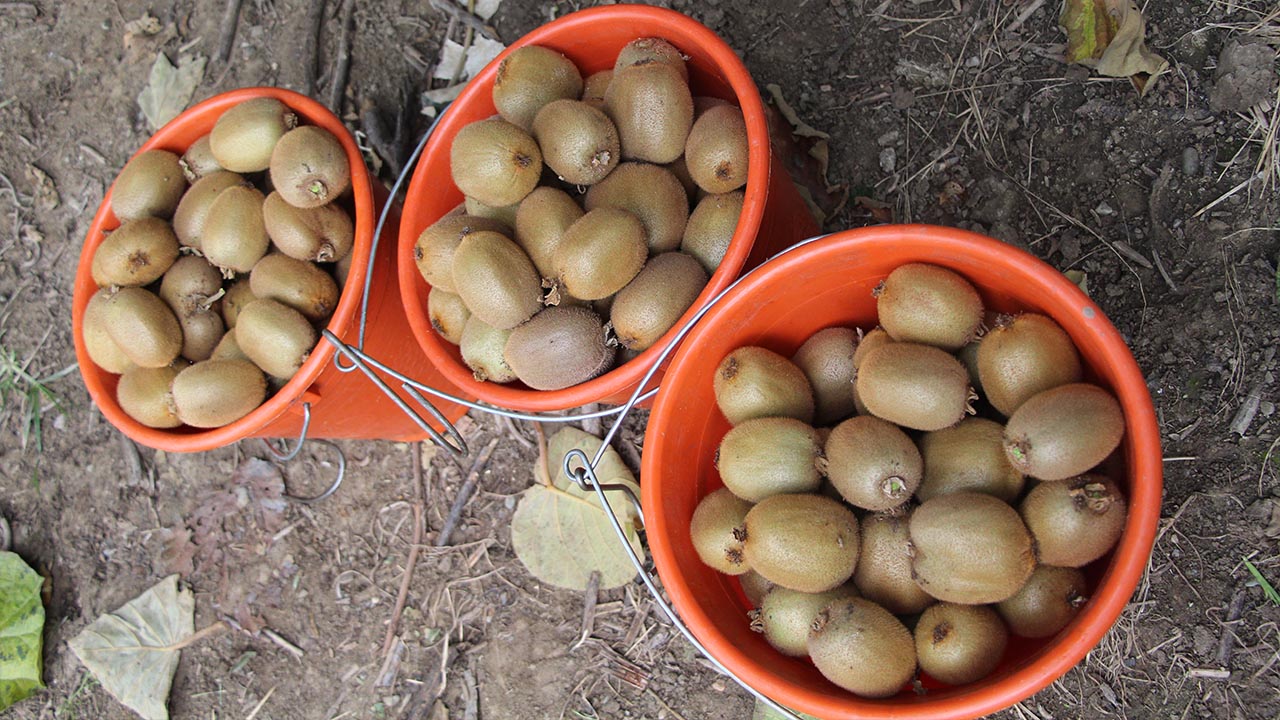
[1243,557,1280,605]
[1061,0,1114,64]
[137,52,207,132]
[1060,0,1169,94]
[0,552,45,711]
[752,699,821,720]
[68,575,195,720]
[543,426,636,491]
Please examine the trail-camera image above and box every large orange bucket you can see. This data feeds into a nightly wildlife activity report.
[641,227,1162,719]
[72,88,468,453]
[397,5,819,413]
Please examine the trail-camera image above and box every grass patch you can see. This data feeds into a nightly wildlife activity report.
[0,343,77,452]
[1243,557,1280,605]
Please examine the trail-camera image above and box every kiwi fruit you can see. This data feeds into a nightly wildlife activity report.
[209,97,296,173]
[824,416,922,511]
[211,329,250,362]
[610,252,708,351]
[334,248,353,288]
[533,99,620,186]
[262,190,355,263]
[693,96,732,117]
[464,196,519,229]
[755,584,858,657]
[116,365,182,428]
[689,487,754,575]
[413,213,511,294]
[957,339,983,395]
[451,231,543,330]
[82,288,134,374]
[918,418,1025,503]
[173,171,247,250]
[103,288,183,369]
[178,309,225,362]
[1021,474,1127,567]
[855,342,972,431]
[269,126,351,209]
[581,69,613,108]
[180,135,222,182]
[978,313,1083,416]
[202,185,270,274]
[914,603,1008,685]
[234,299,317,379]
[110,149,187,221]
[713,346,815,425]
[249,253,340,323]
[808,597,916,698]
[160,255,222,317]
[171,358,268,428]
[503,305,614,390]
[997,565,1088,638]
[614,37,688,81]
[741,493,859,593]
[739,570,774,607]
[681,191,742,274]
[91,217,180,288]
[684,105,749,195]
[665,155,700,201]
[450,117,543,208]
[553,208,647,301]
[459,315,517,383]
[584,162,689,253]
[851,327,894,415]
[854,510,936,615]
[791,326,858,425]
[221,278,257,329]
[428,287,471,345]
[1003,383,1125,480]
[876,263,984,351]
[604,62,694,164]
[715,417,823,502]
[910,492,1036,604]
[514,187,583,278]
[492,46,584,131]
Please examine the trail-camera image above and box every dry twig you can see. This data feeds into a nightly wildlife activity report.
[426,0,499,41]
[381,442,428,658]
[327,0,355,112]
[215,0,244,62]
[302,0,327,97]
[435,437,500,547]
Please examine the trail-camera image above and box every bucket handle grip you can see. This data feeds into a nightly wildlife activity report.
[261,402,311,463]
[280,439,346,504]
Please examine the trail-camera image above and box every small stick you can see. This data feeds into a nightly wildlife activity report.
[375,636,406,688]
[118,432,144,487]
[1112,240,1153,269]
[1187,668,1231,680]
[426,0,499,41]
[245,686,276,720]
[215,0,244,62]
[261,627,305,659]
[381,443,426,657]
[435,438,499,546]
[1216,587,1248,668]
[573,571,601,650]
[1229,381,1263,436]
[302,0,328,98]
[1151,247,1178,292]
[1004,0,1046,34]
[327,0,355,112]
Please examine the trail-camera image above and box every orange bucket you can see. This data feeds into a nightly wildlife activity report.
[641,227,1162,719]
[72,88,468,453]
[398,5,818,413]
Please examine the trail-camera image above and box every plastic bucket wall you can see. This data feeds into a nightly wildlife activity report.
[398,5,818,413]
[72,88,468,453]
[642,226,1162,720]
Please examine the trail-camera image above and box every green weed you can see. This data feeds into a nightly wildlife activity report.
[1243,557,1280,605]
[0,344,76,452]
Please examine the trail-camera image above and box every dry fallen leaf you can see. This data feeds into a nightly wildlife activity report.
[137,52,207,132]
[1060,0,1168,94]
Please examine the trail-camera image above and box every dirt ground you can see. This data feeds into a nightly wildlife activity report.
[1,0,1278,719]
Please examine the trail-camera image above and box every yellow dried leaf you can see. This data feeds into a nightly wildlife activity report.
[1060,0,1168,94]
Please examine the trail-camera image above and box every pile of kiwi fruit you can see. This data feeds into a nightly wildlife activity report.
[690,262,1129,697]
[82,97,354,429]
[413,37,749,391]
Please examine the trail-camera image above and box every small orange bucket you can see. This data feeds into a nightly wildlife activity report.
[72,88,468,453]
[397,5,818,413]
[641,226,1162,719]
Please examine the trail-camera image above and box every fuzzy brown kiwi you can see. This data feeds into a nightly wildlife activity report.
[532,99,621,186]
[584,162,689,253]
[451,231,543,330]
[684,105,749,195]
[689,488,754,576]
[918,418,1025,503]
[808,597,916,698]
[614,37,689,80]
[234,299,317,379]
[178,308,226,362]
[202,185,270,275]
[450,117,543,208]
[665,155,701,202]
[851,327,894,415]
[715,417,823,502]
[249,253,340,323]
[427,287,471,345]
[117,365,182,428]
[1021,474,1127,567]
[173,171,247,250]
[160,255,222,317]
[110,149,188,221]
[739,570,774,607]
[553,208,647,301]
[713,346,815,425]
[581,69,613,108]
[459,315,517,383]
[269,126,351,209]
[503,306,614,390]
[83,288,134,374]
[824,416,922,511]
[209,97,297,173]
[876,263,984,351]
[609,251,707,351]
[514,187,584,278]
[855,342,973,431]
[221,278,257,330]
[262,190,355,263]
[413,213,511,294]
[756,584,859,657]
[464,196,518,229]
[104,288,183,369]
[854,509,936,615]
[978,313,1083,416]
[957,339,983,395]
[914,603,1008,685]
[680,191,742,274]
[211,329,250,362]
[171,358,267,428]
[604,62,694,164]
[791,326,858,425]
[741,493,859,593]
[492,46,584,131]
[91,217,180,288]
[180,135,222,182]
[910,492,1036,604]
[1003,383,1125,480]
[997,565,1088,638]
